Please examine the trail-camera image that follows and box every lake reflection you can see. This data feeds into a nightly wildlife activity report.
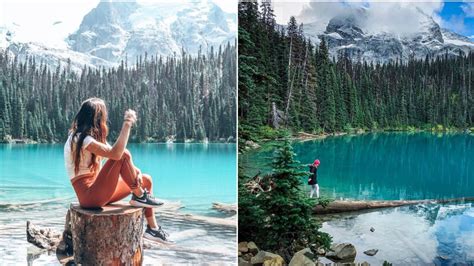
[320,203,474,265]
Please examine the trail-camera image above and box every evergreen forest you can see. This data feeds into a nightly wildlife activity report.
[0,44,236,143]
[239,2,474,141]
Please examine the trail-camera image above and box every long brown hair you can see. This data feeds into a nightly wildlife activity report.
[69,98,108,175]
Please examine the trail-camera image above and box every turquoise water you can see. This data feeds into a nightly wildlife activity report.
[0,143,237,214]
[0,143,237,265]
[241,133,474,200]
[241,133,474,265]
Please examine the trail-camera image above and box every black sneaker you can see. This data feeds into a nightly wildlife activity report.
[129,189,164,208]
[144,225,172,244]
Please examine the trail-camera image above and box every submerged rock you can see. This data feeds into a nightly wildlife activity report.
[364,249,378,256]
[289,248,316,266]
[326,243,357,262]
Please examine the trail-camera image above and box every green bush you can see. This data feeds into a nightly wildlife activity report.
[257,126,289,140]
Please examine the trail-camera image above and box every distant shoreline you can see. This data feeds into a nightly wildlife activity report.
[241,127,473,152]
[0,139,237,145]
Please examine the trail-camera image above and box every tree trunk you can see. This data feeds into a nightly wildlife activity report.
[314,197,474,214]
[69,203,144,266]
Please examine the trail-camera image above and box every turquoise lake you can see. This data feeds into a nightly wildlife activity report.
[0,143,237,214]
[0,143,237,265]
[241,132,474,200]
[241,133,474,264]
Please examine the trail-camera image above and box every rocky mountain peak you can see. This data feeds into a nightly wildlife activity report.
[301,6,473,63]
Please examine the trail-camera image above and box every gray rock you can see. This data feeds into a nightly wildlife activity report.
[326,243,357,262]
[239,257,252,266]
[247,241,259,255]
[239,242,249,253]
[251,250,284,265]
[364,249,378,256]
[245,140,261,149]
[289,248,316,266]
[316,247,326,256]
[26,221,61,250]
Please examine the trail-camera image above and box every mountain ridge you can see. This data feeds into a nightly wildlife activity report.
[0,0,236,72]
[298,7,474,63]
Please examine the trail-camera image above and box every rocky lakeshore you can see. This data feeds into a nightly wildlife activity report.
[238,241,385,266]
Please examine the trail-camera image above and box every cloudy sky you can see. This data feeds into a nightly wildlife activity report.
[0,0,236,48]
[272,1,474,40]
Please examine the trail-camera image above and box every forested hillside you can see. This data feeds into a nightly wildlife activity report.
[239,2,474,139]
[0,44,236,143]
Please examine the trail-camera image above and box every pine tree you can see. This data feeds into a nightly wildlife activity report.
[239,137,332,260]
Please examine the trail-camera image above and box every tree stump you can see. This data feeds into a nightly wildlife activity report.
[69,203,144,266]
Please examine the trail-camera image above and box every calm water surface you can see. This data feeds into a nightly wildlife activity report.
[241,133,474,200]
[321,203,474,265]
[241,133,474,265]
[0,143,237,265]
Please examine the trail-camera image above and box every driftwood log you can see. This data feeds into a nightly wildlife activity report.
[314,197,474,214]
[70,203,144,265]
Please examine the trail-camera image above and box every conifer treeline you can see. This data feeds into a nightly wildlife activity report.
[239,2,473,135]
[0,44,236,143]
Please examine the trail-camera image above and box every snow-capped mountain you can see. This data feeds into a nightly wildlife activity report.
[0,0,236,71]
[301,7,474,63]
[67,0,235,63]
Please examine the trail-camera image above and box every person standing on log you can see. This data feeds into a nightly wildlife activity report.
[308,159,320,198]
[64,98,171,244]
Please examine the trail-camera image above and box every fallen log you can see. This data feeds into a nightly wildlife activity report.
[157,210,236,228]
[69,203,144,265]
[314,197,474,214]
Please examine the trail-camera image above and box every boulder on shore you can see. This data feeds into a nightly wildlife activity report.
[251,250,285,265]
[289,248,317,266]
[247,241,259,255]
[244,140,261,150]
[239,242,249,253]
[263,256,285,266]
[326,243,357,262]
[239,257,252,266]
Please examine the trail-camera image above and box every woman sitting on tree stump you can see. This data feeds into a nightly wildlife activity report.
[64,98,170,244]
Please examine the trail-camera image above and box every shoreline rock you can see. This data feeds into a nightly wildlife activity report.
[326,243,357,262]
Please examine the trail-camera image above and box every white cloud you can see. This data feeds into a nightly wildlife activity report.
[290,1,444,36]
[442,14,466,34]
[461,2,474,18]
[1,0,98,49]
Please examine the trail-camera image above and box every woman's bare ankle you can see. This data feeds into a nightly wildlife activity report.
[133,188,144,198]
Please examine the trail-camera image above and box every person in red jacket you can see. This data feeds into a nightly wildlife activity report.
[308,159,320,198]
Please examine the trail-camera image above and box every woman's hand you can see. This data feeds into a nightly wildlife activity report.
[124,109,137,126]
